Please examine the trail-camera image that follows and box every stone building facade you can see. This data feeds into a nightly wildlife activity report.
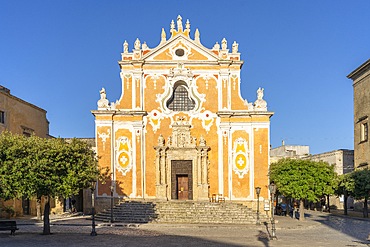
[0,85,50,216]
[348,59,370,170]
[92,16,273,209]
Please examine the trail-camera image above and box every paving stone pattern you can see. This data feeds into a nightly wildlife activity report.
[0,211,369,247]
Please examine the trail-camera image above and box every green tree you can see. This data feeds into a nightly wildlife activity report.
[0,132,102,234]
[270,158,336,220]
[349,169,370,218]
[334,173,354,215]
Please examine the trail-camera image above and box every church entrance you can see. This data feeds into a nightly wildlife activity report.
[154,116,210,201]
[171,160,192,200]
[177,175,189,200]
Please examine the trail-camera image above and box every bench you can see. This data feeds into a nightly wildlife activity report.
[0,221,19,235]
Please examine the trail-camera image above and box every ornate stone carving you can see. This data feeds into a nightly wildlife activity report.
[116,136,133,176]
[232,41,239,53]
[161,28,166,43]
[232,137,250,178]
[221,38,227,50]
[154,116,210,200]
[123,40,128,53]
[194,28,200,43]
[134,38,141,50]
[97,88,110,109]
[176,15,183,31]
[98,129,110,150]
[254,87,267,111]
[186,19,190,31]
[213,42,220,50]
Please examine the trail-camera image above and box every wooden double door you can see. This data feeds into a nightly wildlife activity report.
[177,175,189,200]
[171,160,193,200]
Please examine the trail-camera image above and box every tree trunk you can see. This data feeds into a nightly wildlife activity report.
[327,195,330,213]
[299,200,305,221]
[363,198,368,218]
[43,196,51,235]
[343,192,348,216]
[36,197,42,221]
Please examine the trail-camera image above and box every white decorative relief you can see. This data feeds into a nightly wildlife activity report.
[232,138,250,178]
[231,75,238,90]
[155,63,205,115]
[115,136,133,176]
[199,110,216,133]
[147,110,164,133]
[98,129,111,150]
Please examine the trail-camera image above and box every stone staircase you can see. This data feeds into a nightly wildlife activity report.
[95,200,269,224]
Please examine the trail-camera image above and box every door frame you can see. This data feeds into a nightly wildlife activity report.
[171,160,193,200]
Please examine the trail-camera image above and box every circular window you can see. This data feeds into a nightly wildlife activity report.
[175,48,185,57]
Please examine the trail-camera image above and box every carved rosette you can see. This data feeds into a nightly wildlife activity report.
[116,136,132,176]
[232,138,250,178]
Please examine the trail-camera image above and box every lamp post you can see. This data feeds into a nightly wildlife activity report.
[110,184,114,224]
[255,187,261,225]
[90,180,97,236]
[269,182,277,240]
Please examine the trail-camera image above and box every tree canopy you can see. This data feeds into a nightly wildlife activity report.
[0,132,102,234]
[269,158,337,220]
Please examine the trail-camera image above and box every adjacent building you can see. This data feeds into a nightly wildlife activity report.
[0,85,50,216]
[92,16,274,209]
[347,59,370,170]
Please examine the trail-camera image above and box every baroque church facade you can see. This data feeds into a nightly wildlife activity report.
[92,16,273,206]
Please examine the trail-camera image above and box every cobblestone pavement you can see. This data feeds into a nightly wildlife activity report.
[0,211,369,247]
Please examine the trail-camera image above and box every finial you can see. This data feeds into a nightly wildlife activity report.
[170,20,175,32]
[194,28,200,43]
[213,42,220,50]
[186,19,190,31]
[232,41,239,53]
[161,28,166,43]
[221,38,227,50]
[134,38,141,50]
[142,42,148,50]
[177,15,183,31]
[123,40,128,53]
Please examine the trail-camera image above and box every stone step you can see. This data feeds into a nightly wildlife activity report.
[95,200,269,224]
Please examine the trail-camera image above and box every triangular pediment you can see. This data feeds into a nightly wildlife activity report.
[143,34,219,62]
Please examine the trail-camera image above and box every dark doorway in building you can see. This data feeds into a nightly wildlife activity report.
[171,160,192,200]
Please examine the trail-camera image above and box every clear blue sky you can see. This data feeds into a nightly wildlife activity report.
[1,1,369,154]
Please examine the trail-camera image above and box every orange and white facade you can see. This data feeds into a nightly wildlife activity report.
[92,16,273,204]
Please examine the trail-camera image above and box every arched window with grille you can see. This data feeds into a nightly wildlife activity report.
[166,82,195,111]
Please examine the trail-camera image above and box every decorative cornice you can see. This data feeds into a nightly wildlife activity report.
[217,111,274,118]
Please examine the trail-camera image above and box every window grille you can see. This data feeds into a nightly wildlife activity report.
[167,85,195,111]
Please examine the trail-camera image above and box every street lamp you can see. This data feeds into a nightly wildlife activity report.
[269,182,277,240]
[255,187,261,225]
[110,183,114,224]
[90,180,97,236]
